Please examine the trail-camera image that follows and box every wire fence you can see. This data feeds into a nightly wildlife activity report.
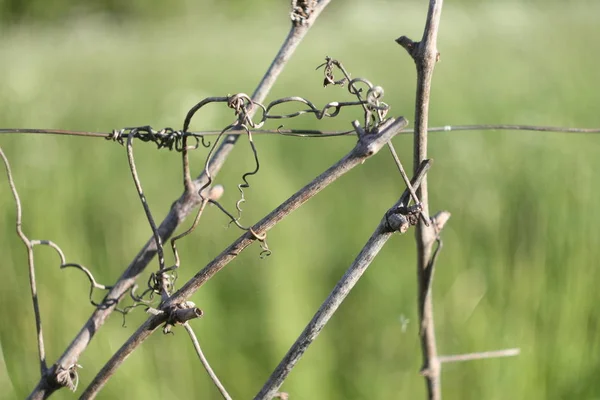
[1,1,598,399]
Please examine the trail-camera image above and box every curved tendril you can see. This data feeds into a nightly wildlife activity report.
[198,123,236,196]
[235,125,261,220]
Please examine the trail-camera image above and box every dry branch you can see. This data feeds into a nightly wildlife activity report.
[1,147,47,375]
[397,0,444,398]
[183,322,232,400]
[27,1,333,398]
[80,116,409,398]
[254,159,432,400]
[438,348,520,364]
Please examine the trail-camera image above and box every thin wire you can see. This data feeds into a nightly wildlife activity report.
[2,124,599,140]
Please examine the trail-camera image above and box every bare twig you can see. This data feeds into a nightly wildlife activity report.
[27,2,333,398]
[80,117,408,398]
[1,147,47,376]
[182,322,232,400]
[386,141,427,225]
[126,133,167,291]
[255,159,432,400]
[438,348,520,364]
[397,0,444,398]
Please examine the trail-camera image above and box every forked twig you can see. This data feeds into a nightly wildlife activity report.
[254,159,432,400]
[182,322,232,400]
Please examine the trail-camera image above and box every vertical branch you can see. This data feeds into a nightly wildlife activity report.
[254,160,431,400]
[0,147,47,376]
[396,0,444,398]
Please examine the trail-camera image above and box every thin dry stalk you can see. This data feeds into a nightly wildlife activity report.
[1,147,47,375]
[254,160,432,400]
[126,134,166,273]
[182,322,232,400]
[396,0,444,398]
[439,348,520,364]
[27,2,332,398]
[80,117,408,398]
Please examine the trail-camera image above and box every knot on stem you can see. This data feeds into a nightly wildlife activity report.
[385,203,423,233]
[149,301,203,334]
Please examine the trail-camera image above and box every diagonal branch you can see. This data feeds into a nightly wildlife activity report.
[80,117,409,398]
[254,159,432,400]
[27,2,333,398]
[397,0,444,398]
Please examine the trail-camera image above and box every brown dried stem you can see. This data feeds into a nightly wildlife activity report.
[1,147,47,376]
[396,0,444,398]
[438,348,520,364]
[27,2,333,398]
[183,322,232,400]
[80,117,408,398]
[126,133,166,276]
[254,159,432,400]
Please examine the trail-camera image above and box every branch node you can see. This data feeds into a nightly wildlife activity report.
[385,203,423,233]
[161,301,203,334]
[395,35,419,59]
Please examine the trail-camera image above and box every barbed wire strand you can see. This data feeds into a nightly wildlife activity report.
[2,124,600,140]
[182,322,232,400]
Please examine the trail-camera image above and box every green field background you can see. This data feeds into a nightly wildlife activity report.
[1,1,599,399]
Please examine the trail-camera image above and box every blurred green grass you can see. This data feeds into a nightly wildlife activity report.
[1,2,600,399]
